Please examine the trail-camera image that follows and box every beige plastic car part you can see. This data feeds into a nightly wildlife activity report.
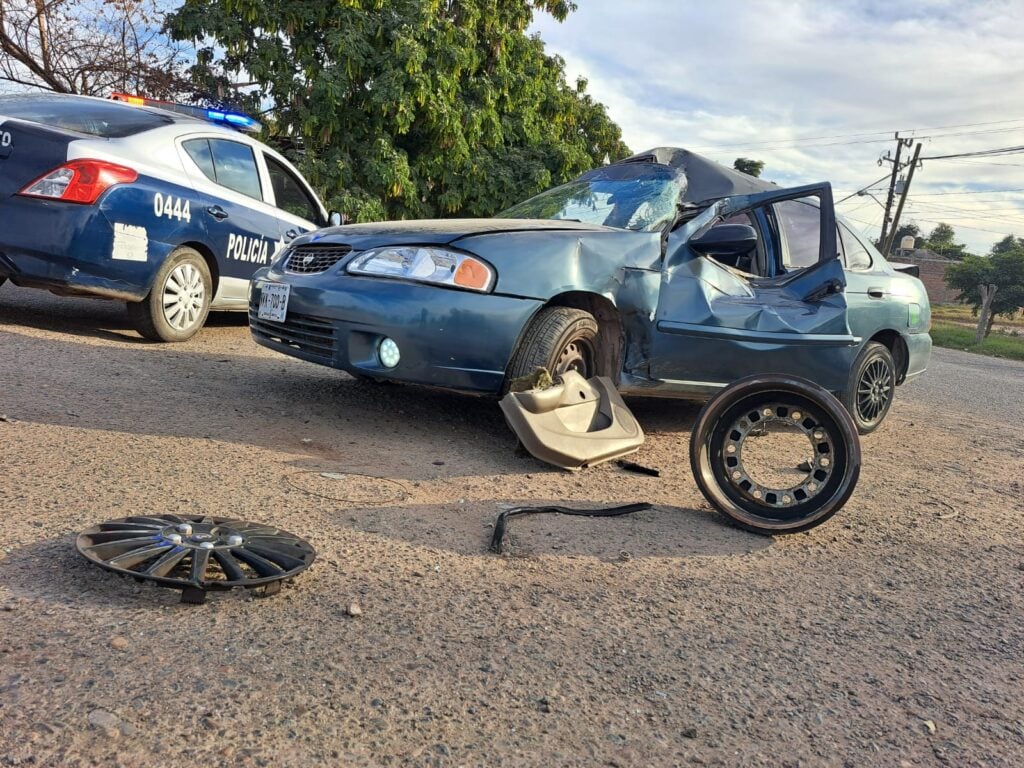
[499,371,645,471]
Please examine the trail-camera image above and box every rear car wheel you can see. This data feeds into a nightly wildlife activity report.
[690,375,861,536]
[505,307,600,390]
[128,247,211,342]
[842,341,895,434]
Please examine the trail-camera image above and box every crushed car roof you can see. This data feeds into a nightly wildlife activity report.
[581,146,777,204]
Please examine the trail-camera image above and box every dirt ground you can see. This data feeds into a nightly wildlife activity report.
[1,289,1023,767]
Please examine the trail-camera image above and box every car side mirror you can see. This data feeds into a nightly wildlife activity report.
[328,210,343,227]
[690,223,758,258]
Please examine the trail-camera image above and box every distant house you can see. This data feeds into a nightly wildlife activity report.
[890,248,960,304]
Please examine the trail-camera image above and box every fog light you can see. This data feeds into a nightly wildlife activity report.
[378,337,400,368]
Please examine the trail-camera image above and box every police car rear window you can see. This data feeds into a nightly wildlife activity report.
[0,95,172,138]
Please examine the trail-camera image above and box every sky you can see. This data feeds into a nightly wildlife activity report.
[531,0,1024,254]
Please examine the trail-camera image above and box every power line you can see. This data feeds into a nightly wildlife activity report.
[836,172,894,203]
[941,158,1024,168]
[910,188,1024,197]
[922,144,1024,160]
[909,217,1022,236]
[688,115,1024,151]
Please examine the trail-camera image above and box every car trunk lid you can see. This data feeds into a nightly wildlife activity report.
[0,117,76,201]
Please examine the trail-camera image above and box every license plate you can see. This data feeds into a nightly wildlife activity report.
[257,282,290,322]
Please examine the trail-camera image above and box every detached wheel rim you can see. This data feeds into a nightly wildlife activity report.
[720,403,835,510]
[690,376,861,534]
[555,337,594,378]
[856,357,893,426]
[162,263,205,331]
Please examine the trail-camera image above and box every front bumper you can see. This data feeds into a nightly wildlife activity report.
[249,272,543,395]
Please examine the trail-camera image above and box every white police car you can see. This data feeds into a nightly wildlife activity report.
[0,92,338,341]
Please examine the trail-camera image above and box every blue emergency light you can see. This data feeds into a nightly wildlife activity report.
[111,93,262,133]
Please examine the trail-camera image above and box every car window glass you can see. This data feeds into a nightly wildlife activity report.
[208,139,262,200]
[839,224,873,270]
[0,94,172,137]
[774,198,821,270]
[182,139,216,183]
[265,154,320,223]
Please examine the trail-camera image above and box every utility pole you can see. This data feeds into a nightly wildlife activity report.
[883,142,923,256]
[878,133,914,248]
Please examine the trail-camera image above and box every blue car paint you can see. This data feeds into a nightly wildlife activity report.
[184,178,286,284]
[250,154,931,404]
[1,175,201,301]
[250,270,541,393]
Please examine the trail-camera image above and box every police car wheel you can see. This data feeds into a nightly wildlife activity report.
[128,247,212,342]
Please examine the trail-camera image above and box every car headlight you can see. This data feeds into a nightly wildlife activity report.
[346,246,495,292]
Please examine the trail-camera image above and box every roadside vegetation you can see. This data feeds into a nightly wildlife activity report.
[935,234,1024,356]
[929,320,1024,361]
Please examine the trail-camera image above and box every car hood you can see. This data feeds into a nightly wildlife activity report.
[297,218,618,249]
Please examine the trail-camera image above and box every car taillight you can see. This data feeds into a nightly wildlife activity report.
[18,159,138,204]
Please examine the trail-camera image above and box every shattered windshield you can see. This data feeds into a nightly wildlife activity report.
[499,170,684,232]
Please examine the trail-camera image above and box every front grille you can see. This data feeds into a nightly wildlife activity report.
[284,244,352,274]
[250,311,337,364]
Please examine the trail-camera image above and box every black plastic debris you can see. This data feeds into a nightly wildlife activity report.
[617,460,661,477]
[76,514,316,603]
[489,503,653,554]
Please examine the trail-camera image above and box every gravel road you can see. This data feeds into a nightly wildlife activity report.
[1,286,1022,767]
[904,347,1024,425]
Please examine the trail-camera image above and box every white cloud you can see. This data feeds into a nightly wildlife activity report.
[532,0,1024,252]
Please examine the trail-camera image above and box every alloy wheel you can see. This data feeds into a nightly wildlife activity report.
[856,358,893,427]
[162,263,205,332]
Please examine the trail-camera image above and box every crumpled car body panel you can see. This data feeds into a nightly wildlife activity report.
[250,148,930,402]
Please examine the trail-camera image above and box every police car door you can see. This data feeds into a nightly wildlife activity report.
[178,135,284,307]
[262,150,325,244]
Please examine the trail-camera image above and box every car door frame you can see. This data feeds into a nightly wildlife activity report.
[643,182,859,396]
[175,130,292,306]
[259,145,327,242]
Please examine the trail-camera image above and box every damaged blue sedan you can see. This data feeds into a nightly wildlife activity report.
[249,148,931,433]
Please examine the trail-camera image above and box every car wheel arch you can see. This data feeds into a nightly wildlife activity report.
[544,292,623,378]
[177,241,220,300]
[867,329,908,384]
[508,291,624,383]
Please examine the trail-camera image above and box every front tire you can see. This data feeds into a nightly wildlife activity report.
[505,307,600,392]
[128,247,211,342]
[842,341,895,434]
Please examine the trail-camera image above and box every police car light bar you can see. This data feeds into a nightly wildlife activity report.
[110,93,262,133]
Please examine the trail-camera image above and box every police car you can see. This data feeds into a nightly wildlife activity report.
[0,92,338,341]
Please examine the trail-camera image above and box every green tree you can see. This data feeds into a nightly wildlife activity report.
[733,157,764,177]
[166,0,630,221]
[923,222,969,260]
[991,234,1024,255]
[890,222,921,250]
[945,239,1024,339]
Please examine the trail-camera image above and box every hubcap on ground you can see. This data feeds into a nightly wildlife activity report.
[76,514,316,602]
[856,358,893,424]
[162,263,205,331]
